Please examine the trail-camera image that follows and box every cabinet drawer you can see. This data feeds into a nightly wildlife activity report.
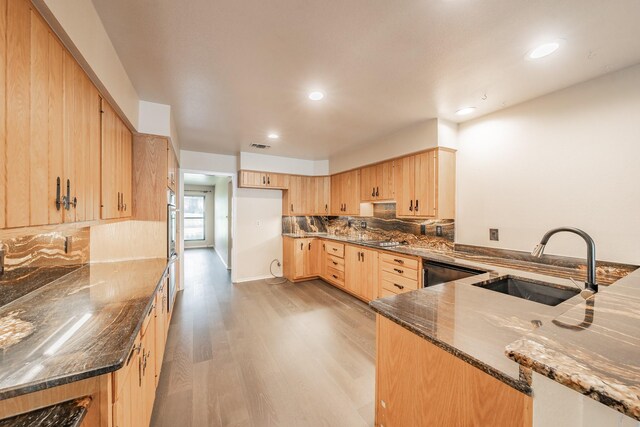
[325,241,344,258]
[380,252,419,270]
[326,267,345,286]
[381,270,419,291]
[326,255,345,272]
[379,286,400,298]
[381,262,419,281]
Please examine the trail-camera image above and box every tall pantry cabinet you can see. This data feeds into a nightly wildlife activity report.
[0,0,132,229]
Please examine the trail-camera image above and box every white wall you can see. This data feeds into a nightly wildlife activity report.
[240,152,329,175]
[456,64,640,265]
[180,150,238,176]
[234,188,283,282]
[34,0,139,128]
[212,177,232,268]
[329,119,440,173]
[184,185,215,249]
[138,101,181,155]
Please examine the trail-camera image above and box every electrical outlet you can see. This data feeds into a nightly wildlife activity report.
[360,221,367,229]
[256,220,262,227]
[64,236,72,254]
[420,224,426,235]
[490,228,499,241]
[436,225,443,237]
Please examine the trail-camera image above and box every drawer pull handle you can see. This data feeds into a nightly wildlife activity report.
[332,248,338,251]
[332,261,338,265]
[394,268,404,274]
[393,283,405,290]
[332,275,338,279]
[393,259,404,264]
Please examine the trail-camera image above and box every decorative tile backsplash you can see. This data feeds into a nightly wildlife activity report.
[0,228,90,271]
[282,203,455,251]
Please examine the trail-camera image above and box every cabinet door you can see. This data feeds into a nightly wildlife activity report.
[360,248,378,301]
[47,35,64,225]
[321,176,331,215]
[379,160,394,200]
[395,155,415,217]
[120,123,132,218]
[293,238,306,278]
[414,151,436,217]
[6,0,31,228]
[154,285,166,387]
[142,318,156,426]
[319,242,328,280]
[101,101,120,219]
[304,239,320,277]
[343,170,360,215]
[330,174,342,215]
[0,0,6,228]
[344,245,361,296]
[287,175,302,215]
[360,165,375,202]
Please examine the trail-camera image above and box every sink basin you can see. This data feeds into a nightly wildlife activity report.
[472,276,579,306]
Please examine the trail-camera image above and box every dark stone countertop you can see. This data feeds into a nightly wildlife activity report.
[282,233,640,419]
[0,258,171,400]
[0,265,82,309]
[0,396,91,427]
[506,268,640,421]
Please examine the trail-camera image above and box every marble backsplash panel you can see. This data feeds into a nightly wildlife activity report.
[282,203,455,251]
[0,228,90,271]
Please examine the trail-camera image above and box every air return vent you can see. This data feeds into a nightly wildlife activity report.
[250,143,271,149]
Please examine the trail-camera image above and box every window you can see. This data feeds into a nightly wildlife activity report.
[184,195,205,241]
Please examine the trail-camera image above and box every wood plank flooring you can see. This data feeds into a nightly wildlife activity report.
[151,248,376,427]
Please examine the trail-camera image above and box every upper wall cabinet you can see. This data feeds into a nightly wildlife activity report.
[239,170,288,190]
[282,175,330,216]
[133,134,174,222]
[330,170,360,216]
[2,0,101,229]
[360,160,394,202]
[101,101,132,220]
[395,148,455,219]
[167,145,178,192]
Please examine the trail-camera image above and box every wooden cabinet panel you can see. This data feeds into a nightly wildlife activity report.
[330,174,342,215]
[239,170,288,189]
[141,314,156,424]
[394,155,415,217]
[101,101,132,219]
[345,245,378,301]
[304,238,320,277]
[361,162,393,203]
[283,237,321,281]
[47,36,64,225]
[6,0,30,228]
[0,0,6,228]
[133,134,170,222]
[414,151,436,218]
[331,170,360,215]
[376,315,532,426]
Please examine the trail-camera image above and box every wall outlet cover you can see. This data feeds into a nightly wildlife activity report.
[360,221,367,229]
[490,228,499,241]
[435,225,443,237]
[420,224,426,235]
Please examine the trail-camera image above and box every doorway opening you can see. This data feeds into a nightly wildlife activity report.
[183,173,233,271]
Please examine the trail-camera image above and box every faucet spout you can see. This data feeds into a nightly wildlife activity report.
[532,227,598,293]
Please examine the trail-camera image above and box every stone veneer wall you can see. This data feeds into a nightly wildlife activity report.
[282,203,455,252]
[0,228,89,271]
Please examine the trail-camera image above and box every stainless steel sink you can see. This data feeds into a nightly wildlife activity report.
[472,276,579,306]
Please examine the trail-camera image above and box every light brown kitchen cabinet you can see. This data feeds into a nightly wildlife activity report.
[376,315,532,426]
[154,277,168,386]
[283,175,330,215]
[101,100,132,220]
[360,161,394,202]
[330,170,360,216]
[133,134,176,221]
[239,170,288,189]
[3,0,101,228]
[395,148,455,219]
[345,245,378,301]
[282,236,320,281]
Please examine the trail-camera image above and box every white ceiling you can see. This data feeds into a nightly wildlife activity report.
[92,0,640,160]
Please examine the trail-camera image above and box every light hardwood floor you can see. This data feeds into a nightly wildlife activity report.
[151,248,376,427]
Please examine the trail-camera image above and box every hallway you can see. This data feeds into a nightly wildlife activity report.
[151,248,376,427]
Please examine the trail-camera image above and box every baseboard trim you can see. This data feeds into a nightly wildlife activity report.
[234,274,272,283]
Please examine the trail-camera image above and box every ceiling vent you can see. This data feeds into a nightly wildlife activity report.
[250,143,271,149]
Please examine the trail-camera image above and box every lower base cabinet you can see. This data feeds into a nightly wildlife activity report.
[376,315,532,426]
[345,245,378,301]
[113,280,169,427]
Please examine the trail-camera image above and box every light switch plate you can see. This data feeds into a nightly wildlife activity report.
[490,228,499,241]
[436,225,443,237]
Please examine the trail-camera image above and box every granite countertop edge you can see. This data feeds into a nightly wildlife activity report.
[0,256,177,401]
[369,301,532,395]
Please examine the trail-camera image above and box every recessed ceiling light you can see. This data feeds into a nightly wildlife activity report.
[308,91,324,101]
[267,133,279,140]
[456,107,476,116]
[528,42,560,59]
